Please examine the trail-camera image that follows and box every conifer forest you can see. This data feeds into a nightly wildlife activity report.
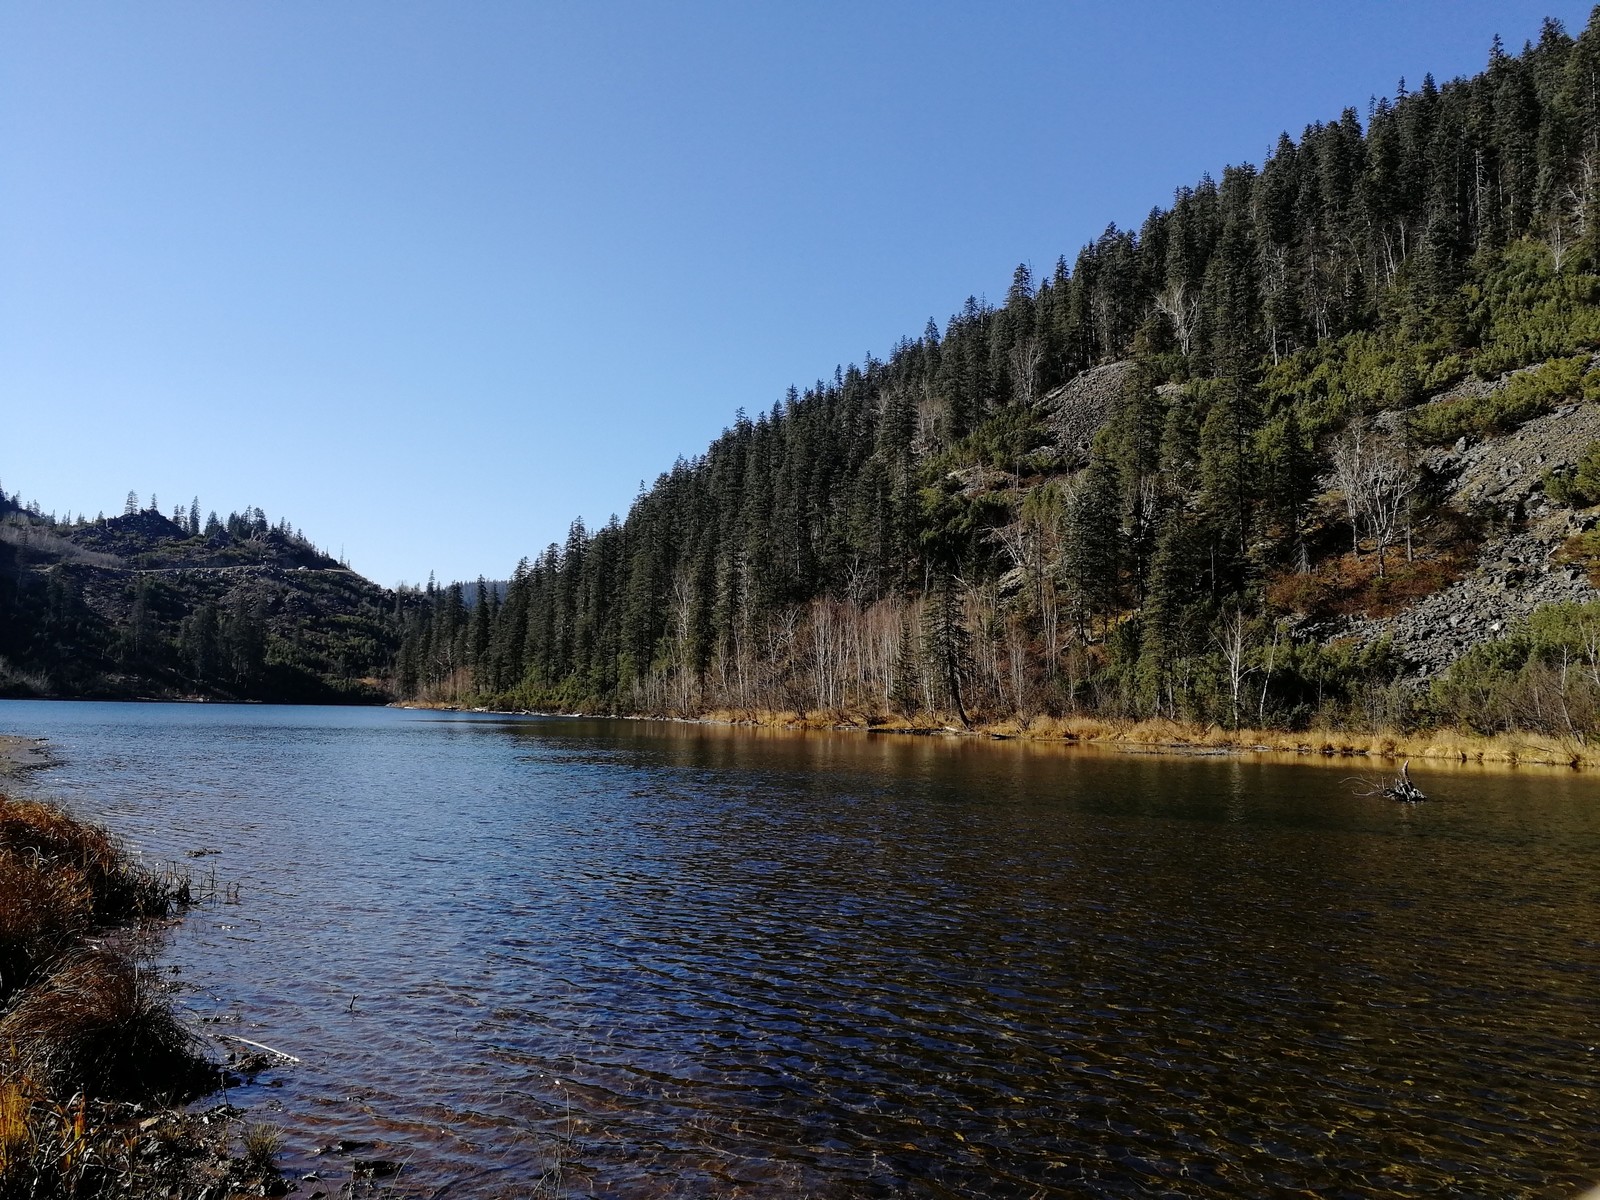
[10,12,1600,740]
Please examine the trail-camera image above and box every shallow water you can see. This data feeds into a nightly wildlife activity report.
[4,699,1599,1197]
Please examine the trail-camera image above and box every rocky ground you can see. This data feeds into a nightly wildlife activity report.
[1347,393,1600,677]
[1039,356,1600,683]
[1045,360,1134,467]
[1344,510,1597,676]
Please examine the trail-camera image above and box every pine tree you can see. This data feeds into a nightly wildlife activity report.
[921,574,971,727]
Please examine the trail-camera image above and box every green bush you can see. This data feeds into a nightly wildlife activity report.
[1408,355,1600,446]
[1544,441,1600,508]
[1429,601,1600,735]
[1467,240,1600,375]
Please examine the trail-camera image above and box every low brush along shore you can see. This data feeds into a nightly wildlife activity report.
[403,703,1600,770]
[754,711,1600,769]
[0,787,282,1198]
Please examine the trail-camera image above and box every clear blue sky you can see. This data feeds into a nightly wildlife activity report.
[3,2,1591,585]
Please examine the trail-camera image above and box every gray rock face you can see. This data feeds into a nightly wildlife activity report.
[1044,361,1135,467]
[1335,360,1600,678]
[1421,401,1600,514]
[1345,509,1598,678]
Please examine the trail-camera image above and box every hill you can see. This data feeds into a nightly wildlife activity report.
[391,11,1600,750]
[0,497,402,702]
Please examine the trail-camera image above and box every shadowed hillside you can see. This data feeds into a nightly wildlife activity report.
[0,495,403,703]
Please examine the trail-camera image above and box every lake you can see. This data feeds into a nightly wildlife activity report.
[3,700,1598,1197]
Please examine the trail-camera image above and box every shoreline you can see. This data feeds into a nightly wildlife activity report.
[396,701,1596,771]
[0,748,280,1196]
[8,697,1588,771]
[0,733,60,778]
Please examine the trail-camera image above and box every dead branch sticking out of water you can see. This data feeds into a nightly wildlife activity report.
[1349,760,1427,802]
[213,1033,301,1064]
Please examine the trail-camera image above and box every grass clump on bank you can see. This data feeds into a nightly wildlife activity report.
[0,795,277,1199]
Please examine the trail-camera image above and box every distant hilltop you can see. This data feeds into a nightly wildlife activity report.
[0,492,402,703]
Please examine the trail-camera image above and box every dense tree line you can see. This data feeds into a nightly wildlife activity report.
[398,13,1600,734]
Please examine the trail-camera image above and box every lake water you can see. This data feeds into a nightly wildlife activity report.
[3,700,1599,1197]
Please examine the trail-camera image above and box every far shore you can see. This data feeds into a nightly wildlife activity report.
[7,696,1589,772]
[394,702,1599,772]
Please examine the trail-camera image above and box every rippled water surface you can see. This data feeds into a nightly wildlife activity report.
[4,700,1600,1197]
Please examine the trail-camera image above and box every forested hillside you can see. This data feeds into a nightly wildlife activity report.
[396,11,1600,741]
[0,489,400,702]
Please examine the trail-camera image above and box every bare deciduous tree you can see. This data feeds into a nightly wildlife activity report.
[1008,335,1044,406]
[1154,279,1199,356]
[1331,426,1420,575]
[1215,608,1252,729]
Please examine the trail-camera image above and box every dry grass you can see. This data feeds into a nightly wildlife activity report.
[1556,530,1600,587]
[0,797,189,1004]
[0,797,184,928]
[979,716,1599,768]
[0,795,261,1199]
[0,518,122,569]
[240,1122,284,1171]
[0,1072,273,1200]
[1266,548,1469,619]
[0,856,91,998]
[691,709,1600,770]
[0,950,211,1102]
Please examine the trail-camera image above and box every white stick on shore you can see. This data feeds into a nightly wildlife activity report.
[213,1033,302,1063]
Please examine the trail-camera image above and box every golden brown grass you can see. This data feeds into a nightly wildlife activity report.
[692,710,1599,769]
[0,795,256,1199]
[1266,548,1469,620]
[1,949,210,1102]
[0,797,183,927]
[0,796,189,1004]
[239,1121,284,1172]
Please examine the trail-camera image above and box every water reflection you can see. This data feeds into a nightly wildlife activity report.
[3,701,1599,1197]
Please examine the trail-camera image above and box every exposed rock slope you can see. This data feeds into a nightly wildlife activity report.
[1348,389,1600,677]
[1045,360,1135,466]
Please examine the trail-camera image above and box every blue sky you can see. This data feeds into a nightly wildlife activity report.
[3,2,1591,585]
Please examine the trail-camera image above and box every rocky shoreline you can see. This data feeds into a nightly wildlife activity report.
[0,733,58,778]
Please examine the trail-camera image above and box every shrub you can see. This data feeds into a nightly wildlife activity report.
[240,1122,284,1171]
[1429,600,1600,735]
[1408,355,1600,446]
[1543,441,1600,508]
[0,950,212,1103]
[1467,240,1600,375]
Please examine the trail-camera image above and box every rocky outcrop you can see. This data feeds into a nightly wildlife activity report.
[1420,400,1600,515]
[1044,361,1134,466]
[1345,510,1597,677]
[70,510,191,554]
[1342,385,1600,678]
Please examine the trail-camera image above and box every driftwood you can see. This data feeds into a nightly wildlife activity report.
[1384,761,1426,802]
[213,1032,302,1063]
[1349,760,1427,802]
